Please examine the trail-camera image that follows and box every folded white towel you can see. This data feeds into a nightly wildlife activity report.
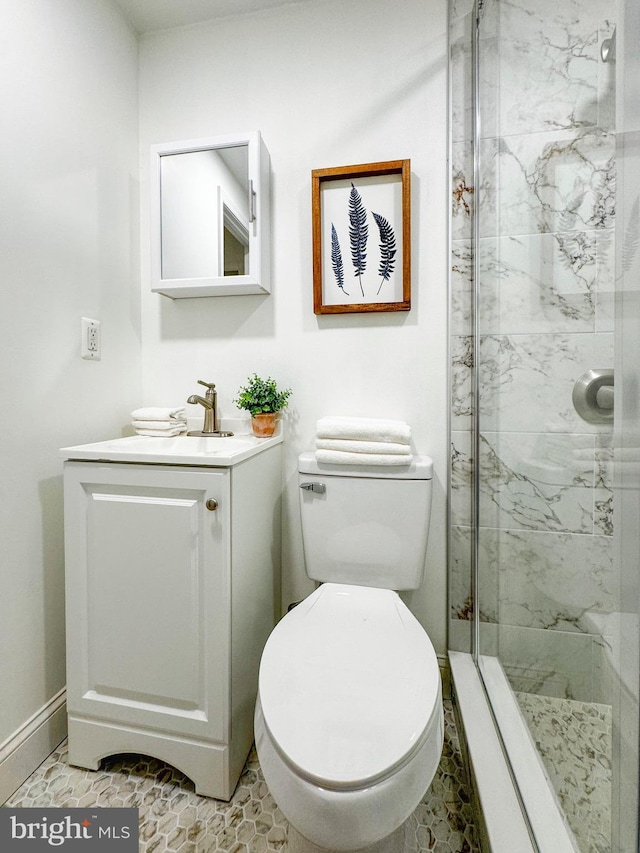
[132,419,187,430]
[316,416,411,445]
[134,426,187,437]
[131,407,187,421]
[315,449,413,467]
[316,438,411,455]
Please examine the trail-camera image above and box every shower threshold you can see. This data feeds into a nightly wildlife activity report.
[450,652,578,853]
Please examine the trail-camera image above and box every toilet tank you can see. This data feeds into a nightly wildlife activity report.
[298,451,433,591]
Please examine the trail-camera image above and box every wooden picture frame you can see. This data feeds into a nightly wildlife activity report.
[312,160,410,314]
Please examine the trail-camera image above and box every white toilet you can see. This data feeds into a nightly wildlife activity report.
[254,452,444,852]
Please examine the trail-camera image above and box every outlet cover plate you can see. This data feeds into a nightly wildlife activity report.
[81,317,101,360]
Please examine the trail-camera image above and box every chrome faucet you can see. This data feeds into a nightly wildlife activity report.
[187,381,234,437]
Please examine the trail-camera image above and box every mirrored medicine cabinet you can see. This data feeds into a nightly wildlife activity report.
[150,131,270,298]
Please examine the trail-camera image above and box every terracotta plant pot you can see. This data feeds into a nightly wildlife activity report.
[251,412,277,437]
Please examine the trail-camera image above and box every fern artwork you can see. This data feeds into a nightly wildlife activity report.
[330,223,348,296]
[321,175,402,305]
[313,160,410,314]
[348,183,369,296]
[372,212,397,294]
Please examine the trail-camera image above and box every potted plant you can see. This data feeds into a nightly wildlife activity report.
[234,373,292,437]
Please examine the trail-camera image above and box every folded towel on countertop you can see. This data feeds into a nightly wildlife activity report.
[316,416,411,445]
[134,426,187,437]
[315,437,411,455]
[315,449,413,467]
[131,406,187,422]
[132,419,188,431]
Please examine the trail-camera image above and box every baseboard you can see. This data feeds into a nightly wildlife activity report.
[0,688,67,805]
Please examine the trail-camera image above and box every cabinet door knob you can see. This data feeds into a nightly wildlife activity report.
[206,498,219,511]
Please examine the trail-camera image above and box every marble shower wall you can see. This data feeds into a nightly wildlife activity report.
[449,0,616,702]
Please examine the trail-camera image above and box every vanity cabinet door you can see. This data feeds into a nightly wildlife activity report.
[64,462,230,743]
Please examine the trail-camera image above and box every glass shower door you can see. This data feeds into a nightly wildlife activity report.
[449,0,640,850]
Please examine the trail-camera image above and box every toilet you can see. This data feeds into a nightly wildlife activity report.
[254,452,444,852]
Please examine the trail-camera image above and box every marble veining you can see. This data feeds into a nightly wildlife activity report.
[450,428,614,539]
[450,230,614,339]
[451,145,474,242]
[487,528,614,629]
[450,522,614,631]
[450,6,474,145]
[478,431,596,534]
[489,0,605,137]
[593,434,614,536]
[450,241,473,337]
[476,333,614,434]
[450,433,473,528]
[480,130,615,239]
[450,338,474,428]
[478,232,597,334]
[595,230,615,332]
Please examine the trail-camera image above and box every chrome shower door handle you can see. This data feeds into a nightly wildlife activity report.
[572,369,614,424]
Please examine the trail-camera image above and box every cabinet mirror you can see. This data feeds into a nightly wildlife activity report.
[150,131,270,298]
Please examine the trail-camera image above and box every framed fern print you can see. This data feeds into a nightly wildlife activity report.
[312,160,410,314]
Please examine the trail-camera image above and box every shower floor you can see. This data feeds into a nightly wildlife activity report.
[515,692,612,853]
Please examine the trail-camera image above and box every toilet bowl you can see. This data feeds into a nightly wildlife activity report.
[255,583,443,851]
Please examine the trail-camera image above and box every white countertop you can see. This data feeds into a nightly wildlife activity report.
[60,430,283,467]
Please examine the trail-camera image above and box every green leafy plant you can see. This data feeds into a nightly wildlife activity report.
[234,374,292,416]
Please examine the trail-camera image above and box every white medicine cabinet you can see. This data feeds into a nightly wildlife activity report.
[150,131,270,299]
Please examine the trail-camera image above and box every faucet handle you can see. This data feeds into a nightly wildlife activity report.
[197,380,216,390]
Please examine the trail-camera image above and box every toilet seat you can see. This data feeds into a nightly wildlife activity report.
[258,582,442,791]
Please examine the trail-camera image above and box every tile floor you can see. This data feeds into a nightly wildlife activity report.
[5,700,478,853]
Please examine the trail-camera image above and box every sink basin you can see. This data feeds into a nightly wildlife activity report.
[112,436,253,454]
[60,432,282,467]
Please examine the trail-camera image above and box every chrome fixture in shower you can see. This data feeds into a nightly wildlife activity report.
[601,27,616,62]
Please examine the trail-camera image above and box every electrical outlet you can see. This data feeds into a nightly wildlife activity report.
[81,317,101,360]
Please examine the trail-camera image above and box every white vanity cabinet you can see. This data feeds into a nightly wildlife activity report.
[62,442,281,799]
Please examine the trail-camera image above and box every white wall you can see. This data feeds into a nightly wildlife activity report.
[139,0,449,652]
[0,0,140,752]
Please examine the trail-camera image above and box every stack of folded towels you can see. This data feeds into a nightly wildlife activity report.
[131,407,187,437]
[315,416,413,466]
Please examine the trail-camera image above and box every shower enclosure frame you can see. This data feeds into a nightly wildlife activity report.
[448,1,640,851]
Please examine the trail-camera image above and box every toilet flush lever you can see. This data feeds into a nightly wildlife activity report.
[300,482,326,494]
